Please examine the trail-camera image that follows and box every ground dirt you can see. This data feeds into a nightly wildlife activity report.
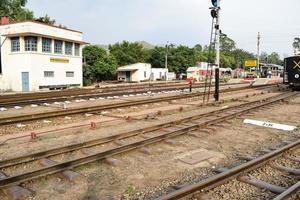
[0,87,298,200]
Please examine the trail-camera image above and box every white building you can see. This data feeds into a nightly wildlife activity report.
[117,63,169,82]
[187,62,215,81]
[0,16,86,92]
[150,68,168,81]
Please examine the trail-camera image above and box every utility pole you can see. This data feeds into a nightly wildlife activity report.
[165,41,169,83]
[257,32,261,76]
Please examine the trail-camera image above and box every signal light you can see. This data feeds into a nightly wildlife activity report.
[211,10,217,18]
[211,0,220,8]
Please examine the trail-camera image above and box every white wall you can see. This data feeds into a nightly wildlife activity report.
[151,68,168,80]
[0,22,83,91]
[137,64,151,82]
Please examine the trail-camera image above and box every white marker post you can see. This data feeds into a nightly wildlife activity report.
[243,119,297,132]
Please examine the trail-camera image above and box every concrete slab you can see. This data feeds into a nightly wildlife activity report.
[0,172,32,200]
[176,148,226,169]
[39,158,82,182]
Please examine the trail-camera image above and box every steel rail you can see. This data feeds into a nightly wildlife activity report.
[159,123,300,199]
[0,85,274,126]
[0,81,236,100]
[0,91,287,168]
[0,82,247,108]
[273,181,300,200]
[0,92,296,189]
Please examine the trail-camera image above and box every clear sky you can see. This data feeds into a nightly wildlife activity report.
[26,0,300,57]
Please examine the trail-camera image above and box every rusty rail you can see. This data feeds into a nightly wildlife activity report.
[0,82,247,108]
[0,84,274,126]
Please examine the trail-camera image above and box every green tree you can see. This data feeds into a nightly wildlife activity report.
[146,47,165,68]
[268,52,282,65]
[232,49,255,68]
[0,0,34,20]
[220,36,236,52]
[167,45,197,73]
[36,14,56,25]
[83,45,117,85]
[109,41,146,66]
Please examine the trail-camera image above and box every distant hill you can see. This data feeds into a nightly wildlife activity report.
[96,41,155,51]
[137,41,155,49]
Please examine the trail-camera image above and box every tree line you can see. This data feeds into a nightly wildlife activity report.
[1,0,56,24]
[82,38,285,85]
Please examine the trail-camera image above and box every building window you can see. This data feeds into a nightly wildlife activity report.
[42,38,52,53]
[66,71,74,77]
[54,40,63,54]
[44,71,54,77]
[65,42,73,55]
[24,36,37,52]
[74,43,80,56]
[11,37,20,52]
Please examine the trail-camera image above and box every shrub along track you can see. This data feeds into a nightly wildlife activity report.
[0,82,245,108]
[0,91,297,197]
[158,139,300,200]
[0,84,277,126]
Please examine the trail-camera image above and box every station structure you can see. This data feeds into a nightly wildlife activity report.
[117,63,171,82]
[0,16,86,92]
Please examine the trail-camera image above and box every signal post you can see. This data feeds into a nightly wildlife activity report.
[211,0,221,101]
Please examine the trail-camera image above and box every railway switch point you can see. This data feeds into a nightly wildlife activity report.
[237,175,286,194]
[105,158,121,167]
[90,122,97,129]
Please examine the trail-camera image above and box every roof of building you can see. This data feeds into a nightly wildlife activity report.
[0,20,82,33]
[117,63,151,72]
[2,32,88,44]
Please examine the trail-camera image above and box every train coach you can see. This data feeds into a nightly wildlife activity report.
[283,55,300,89]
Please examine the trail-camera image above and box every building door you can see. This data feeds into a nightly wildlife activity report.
[21,72,30,92]
[125,71,131,81]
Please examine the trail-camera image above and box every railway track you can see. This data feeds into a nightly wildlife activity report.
[0,91,297,198]
[159,139,300,200]
[0,82,248,108]
[0,84,276,126]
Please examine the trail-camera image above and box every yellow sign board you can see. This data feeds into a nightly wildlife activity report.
[50,58,69,63]
[245,60,257,67]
